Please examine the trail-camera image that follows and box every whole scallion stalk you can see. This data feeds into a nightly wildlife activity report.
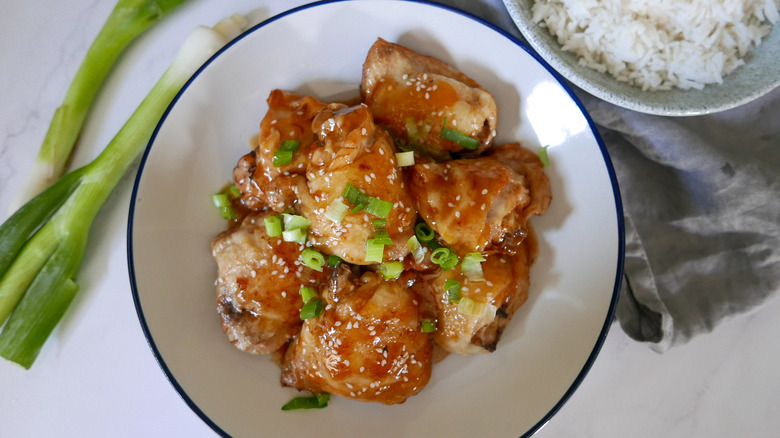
[14,0,190,208]
[0,13,249,369]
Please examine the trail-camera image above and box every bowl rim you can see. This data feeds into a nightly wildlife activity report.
[126,1,626,437]
[502,0,780,116]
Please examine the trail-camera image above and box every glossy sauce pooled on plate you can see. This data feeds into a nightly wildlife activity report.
[211,38,551,405]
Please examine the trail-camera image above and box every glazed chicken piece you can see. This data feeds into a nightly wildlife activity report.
[297,104,417,265]
[412,243,533,354]
[281,267,433,404]
[211,211,330,355]
[234,90,346,212]
[408,143,551,255]
[361,38,498,160]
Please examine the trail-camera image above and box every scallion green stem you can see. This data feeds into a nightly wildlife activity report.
[17,0,191,206]
[0,13,248,369]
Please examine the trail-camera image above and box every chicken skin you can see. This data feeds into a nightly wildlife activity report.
[211,39,552,406]
[211,211,330,354]
[298,104,417,264]
[281,267,432,404]
[361,38,498,160]
[234,90,346,212]
[412,243,533,354]
[408,143,550,255]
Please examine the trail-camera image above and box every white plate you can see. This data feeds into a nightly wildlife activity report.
[128,1,624,437]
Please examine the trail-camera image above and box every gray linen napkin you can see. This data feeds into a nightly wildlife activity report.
[435,0,780,352]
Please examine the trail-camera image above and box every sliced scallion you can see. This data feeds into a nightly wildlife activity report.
[431,247,459,270]
[406,236,426,264]
[445,279,461,303]
[300,299,323,320]
[325,199,349,224]
[372,227,393,246]
[300,248,326,272]
[414,222,435,244]
[264,216,282,237]
[327,254,341,268]
[421,320,437,333]
[342,183,369,206]
[395,151,415,167]
[282,213,311,231]
[538,145,550,167]
[457,297,497,320]
[461,252,487,282]
[379,261,404,280]
[365,197,393,219]
[272,149,294,166]
[281,393,330,411]
[282,228,306,245]
[440,117,480,150]
[365,239,385,263]
[299,286,318,304]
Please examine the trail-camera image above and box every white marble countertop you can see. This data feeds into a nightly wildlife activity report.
[1,1,778,437]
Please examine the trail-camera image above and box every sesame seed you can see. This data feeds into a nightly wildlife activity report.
[482,189,488,195]
[486,281,494,287]
[281,291,287,297]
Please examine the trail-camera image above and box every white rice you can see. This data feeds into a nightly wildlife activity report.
[531,0,779,90]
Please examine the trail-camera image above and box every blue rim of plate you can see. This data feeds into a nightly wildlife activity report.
[126,1,625,437]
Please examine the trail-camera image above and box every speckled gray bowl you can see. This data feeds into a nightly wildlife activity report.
[503,0,780,116]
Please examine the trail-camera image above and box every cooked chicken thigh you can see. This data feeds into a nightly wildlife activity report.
[234,90,345,212]
[412,242,533,354]
[281,267,432,404]
[361,38,497,160]
[298,104,417,264]
[408,143,550,255]
[211,211,330,354]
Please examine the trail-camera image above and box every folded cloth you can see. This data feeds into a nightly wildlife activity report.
[579,88,780,351]
[436,0,780,352]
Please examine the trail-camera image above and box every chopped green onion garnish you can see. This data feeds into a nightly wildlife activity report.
[300,248,326,272]
[372,219,387,227]
[406,236,426,264]
[342,183,392,219]
[273,149,294,166]
[300,299,323,320]
[457,297,497,319]
[325,199,349,224]
[372,227,393,245]
[379,261,404,280]
[342,183,369,206]
[282,213,311,231]
[281,393,330,411]
[431,247,459,270]
[282,228,306,245]
[226,184,242,199]
[538,145,550,167]
[264,216,282,237]
[272,140,301,166]
[440,117,480,150]
[365,196,393,219]
[445,279,461,303]
[365,239,385,263]
[421,320,437,333]
[328,254,342,268]
[280,140,301,152]
[212,193,230,208]
[415,222,435,243]
[461,252,487,282]
[395,151,415,167]
[300,286,318,304]
[220,206,238,220]
[457,297,483,316]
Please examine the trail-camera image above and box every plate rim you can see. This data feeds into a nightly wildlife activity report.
[126,1,625,437]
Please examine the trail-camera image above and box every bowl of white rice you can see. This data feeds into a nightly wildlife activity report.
[503,0,780,116]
